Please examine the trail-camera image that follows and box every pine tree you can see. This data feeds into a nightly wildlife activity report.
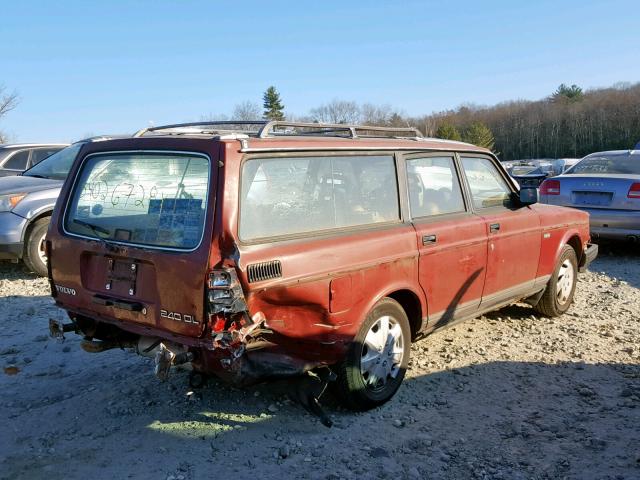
[435,121,462,141]
[462,121,495,150]
[262,86,285,121]
[551,83,584,103]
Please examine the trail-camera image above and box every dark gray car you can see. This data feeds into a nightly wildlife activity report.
[0,137,119,275]
[539,149,640,242]
[0,144,68,177]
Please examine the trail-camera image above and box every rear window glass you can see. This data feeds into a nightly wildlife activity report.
[240,155,399,241]
[65,152,209,249]
[567,155,640,175]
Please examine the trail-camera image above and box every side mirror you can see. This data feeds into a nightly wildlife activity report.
[519,187,538,206]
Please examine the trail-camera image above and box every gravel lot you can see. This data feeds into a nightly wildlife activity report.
[1,245,639,480]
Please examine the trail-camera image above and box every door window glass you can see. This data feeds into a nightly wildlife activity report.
[461,157,513,209]
[240,155,399,240]
[406,156,465,217]
[31,148,61,165]
[3,150,29,170]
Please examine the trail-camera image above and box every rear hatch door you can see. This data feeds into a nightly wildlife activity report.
[50,140,219,337]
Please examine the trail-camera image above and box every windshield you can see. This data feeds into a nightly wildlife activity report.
[566,155,640,175]
[65,152,209,250]
[23,143,84,180]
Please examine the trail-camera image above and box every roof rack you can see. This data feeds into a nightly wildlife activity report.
[258,121,423,139]
[133,121,268,138]
[134,120,424,140]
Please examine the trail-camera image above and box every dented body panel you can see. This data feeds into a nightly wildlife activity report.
[46,130,595,387]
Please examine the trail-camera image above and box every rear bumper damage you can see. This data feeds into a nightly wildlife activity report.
[50,306,326,385]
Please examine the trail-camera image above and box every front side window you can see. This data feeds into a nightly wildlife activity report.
[461,156,513,209]
[407,156,465,217]
[3,150,29,170]
[240,155,399,241]
[65,152,209,249]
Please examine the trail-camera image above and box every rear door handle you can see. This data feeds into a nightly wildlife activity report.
[422,234,437,245]
[490,223,500,233]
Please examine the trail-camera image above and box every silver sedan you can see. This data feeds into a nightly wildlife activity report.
[539,149,640,242]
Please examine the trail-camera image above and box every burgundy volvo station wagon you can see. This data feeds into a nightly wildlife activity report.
[46,121,597,412]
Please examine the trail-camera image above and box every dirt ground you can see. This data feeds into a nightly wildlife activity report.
[1,245,639,480]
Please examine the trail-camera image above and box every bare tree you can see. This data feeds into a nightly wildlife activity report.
[0,86,18,118]
[309,99,360,124]
[0,85,19,143]
[232,100,261,120]
[360,103,394,125]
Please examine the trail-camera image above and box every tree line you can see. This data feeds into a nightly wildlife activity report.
[414,82,640,160]
[4,82,640,160]
[243,82,640,161]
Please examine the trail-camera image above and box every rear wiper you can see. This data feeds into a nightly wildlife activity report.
[73,218,110,235]
[72,219,119,251]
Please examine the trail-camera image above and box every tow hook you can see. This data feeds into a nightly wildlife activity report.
[154,343,194,381]
[48,318,76,340]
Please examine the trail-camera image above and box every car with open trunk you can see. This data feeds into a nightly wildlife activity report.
[46,121,597,413]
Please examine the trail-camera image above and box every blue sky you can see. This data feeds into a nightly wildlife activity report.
[1,0,639,142]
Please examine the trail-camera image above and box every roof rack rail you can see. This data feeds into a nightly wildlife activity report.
[133,120,424,140]
[257,121,424,139]
[133,121,269,137]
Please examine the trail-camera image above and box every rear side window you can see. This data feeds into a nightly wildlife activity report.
[65,152,209,249]
[3,150,29,170]
[240,155,399,241]
[406,156,465,217]
[460,157,513,209]
[31,148,61,165]
[567,155,640,175]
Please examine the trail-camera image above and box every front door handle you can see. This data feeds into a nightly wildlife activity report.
[490,223,501,233]
[422,234,437,245]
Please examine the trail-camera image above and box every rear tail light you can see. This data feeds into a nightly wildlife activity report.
[540,179,561,195]
[628,183,640,198]
[206,267,248,316]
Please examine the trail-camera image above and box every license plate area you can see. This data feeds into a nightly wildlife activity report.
[106,257,139,297]
[80,252,157,304]
[571,191,613,206]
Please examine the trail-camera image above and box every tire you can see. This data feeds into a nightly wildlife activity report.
[534,245,578,317]
[23,218,50,277]
[335,297,411,410]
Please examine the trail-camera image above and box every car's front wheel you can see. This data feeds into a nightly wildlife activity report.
[335,297,410,410]
[23,218,50,277]
[534,244,578,317]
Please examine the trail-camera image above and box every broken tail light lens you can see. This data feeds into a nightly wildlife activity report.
[627,183,640,198]
[540,179,561,195]
[207,268,248,316]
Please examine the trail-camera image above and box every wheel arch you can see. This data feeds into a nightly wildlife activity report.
[22,209,53,246]
[557,231,583,267]
[382,288,425,340]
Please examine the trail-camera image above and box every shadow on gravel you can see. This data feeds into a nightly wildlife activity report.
[3,352,639,479]
[590,241,640,289]
[0,262,40,282]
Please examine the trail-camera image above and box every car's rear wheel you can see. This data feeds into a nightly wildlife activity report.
[534,245,578,317]
[335,297,410,410]
[23,218,50,277]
